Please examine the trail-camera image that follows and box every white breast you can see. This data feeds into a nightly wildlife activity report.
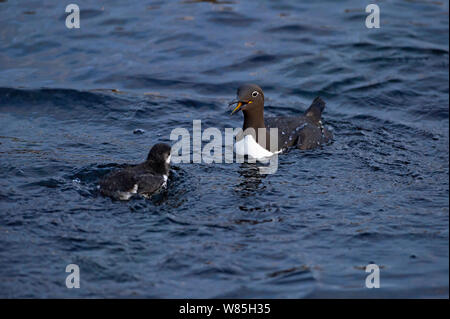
[162,174,168,188]
[235,134,278,160]
[118,184,138,200]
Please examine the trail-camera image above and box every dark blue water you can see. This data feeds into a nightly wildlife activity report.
[0,0,448,298]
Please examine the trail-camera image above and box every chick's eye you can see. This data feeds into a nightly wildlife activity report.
[252,91,259,97]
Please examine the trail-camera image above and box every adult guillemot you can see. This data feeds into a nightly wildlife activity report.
[229,84,332,159]
[99,143,171,200]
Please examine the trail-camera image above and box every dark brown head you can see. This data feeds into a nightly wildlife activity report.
[229,83,264,115]
[146,143,171,174]
[229,84,266,130]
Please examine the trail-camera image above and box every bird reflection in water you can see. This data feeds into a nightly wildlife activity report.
[235,161,267,198]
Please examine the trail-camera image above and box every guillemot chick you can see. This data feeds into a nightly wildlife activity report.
[229,84,332,159]
[99,143,171,200]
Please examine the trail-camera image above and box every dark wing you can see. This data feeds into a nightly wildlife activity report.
[263,97,332,151]
[265,116,310,149]
[99,169,137,198]
[136,174,165,197]
[295,123,325,150]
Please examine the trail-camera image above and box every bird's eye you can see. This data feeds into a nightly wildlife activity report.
[252,91,259,97]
